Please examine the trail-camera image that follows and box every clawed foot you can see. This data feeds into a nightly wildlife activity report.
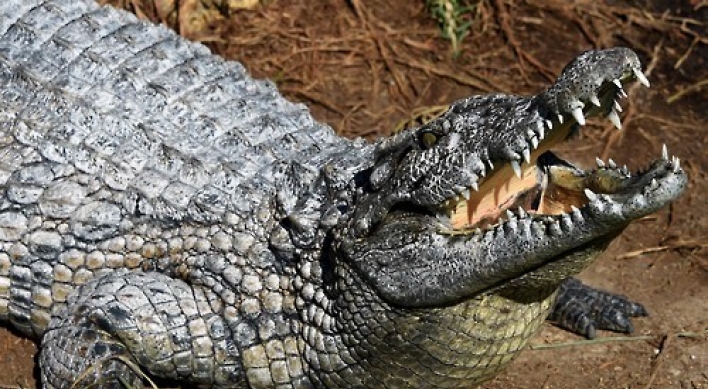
[549,278,648,339]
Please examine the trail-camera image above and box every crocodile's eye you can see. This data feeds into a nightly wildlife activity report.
[418,131,439,149]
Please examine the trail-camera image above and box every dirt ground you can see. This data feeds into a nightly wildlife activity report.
[1,0,706,388]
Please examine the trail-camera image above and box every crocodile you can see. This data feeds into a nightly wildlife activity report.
[0,1,687,388]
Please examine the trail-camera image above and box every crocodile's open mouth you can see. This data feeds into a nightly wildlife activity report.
[443,71,659,231]
[445,149,641,230]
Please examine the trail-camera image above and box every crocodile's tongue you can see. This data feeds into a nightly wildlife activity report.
[448,151,588,229]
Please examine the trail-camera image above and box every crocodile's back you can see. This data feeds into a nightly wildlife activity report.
[0,0,340,220]
[0,0,341,337]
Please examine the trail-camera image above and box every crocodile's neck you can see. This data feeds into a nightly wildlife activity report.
[288,239,561,389]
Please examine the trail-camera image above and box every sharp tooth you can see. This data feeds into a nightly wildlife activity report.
[673,156,681,172]
[532,222,545,236]
[531,136,539,149]
[506,210,515,220]
[561,213,573,229]
[571,107,586,125]
[595,157,605,168]
[622,165,629,175]
[471,181,479,191]
[570,205,583,221]
[544,119,552,130]
[487,159,494,170]
[539,125,546,140]
[584,188,598,201]
[536,119,544,131]
[589,94,602,107]
[476,160,486,177]
[613,79,628,98]
[662,144,668,160]
[517,206,527,218]
[650,178,658,189]
[607,109,622,130]
[557,114,564,124]
[633,68,650,87]
[614,100,623,112]
[523,148,531,163]
[461,189,471,200]
[511,160,522,178]
[507,217,518,231]
[608,159,617,169]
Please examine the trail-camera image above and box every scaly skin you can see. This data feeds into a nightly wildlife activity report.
[0,1,687,388]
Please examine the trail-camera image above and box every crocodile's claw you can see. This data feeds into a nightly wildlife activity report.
[549,278,649,339]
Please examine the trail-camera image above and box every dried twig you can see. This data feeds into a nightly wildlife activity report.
[529,335,656,350]
[667,78,708,104]
[642,335,671,389]
[349,0,415,104]
[530,330,707,351]
[614,240,708,261]
[491,0,555,82]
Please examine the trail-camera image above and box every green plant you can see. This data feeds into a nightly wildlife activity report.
[426,0,477,56]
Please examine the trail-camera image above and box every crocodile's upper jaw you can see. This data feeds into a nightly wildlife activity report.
[374,47,685,238]
[440,62,654,232]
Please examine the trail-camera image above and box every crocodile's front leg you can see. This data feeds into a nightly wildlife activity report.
[550,278,648,338]
[40,270,247,389]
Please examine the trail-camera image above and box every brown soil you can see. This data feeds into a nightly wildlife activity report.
[1,0,706,388]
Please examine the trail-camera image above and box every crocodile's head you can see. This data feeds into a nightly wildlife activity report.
[338,48,687,307]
